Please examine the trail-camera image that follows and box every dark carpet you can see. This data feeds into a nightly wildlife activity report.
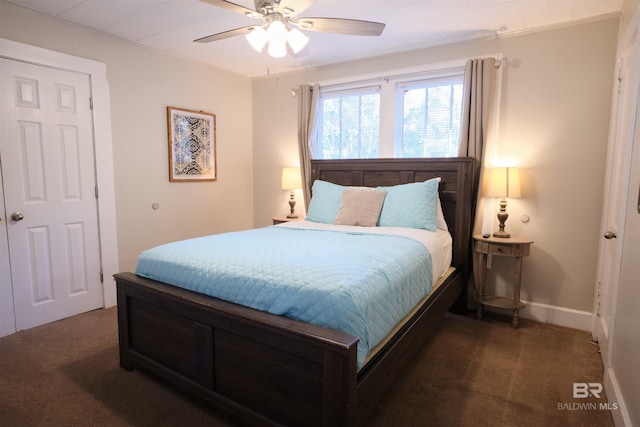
[0,307,614,426]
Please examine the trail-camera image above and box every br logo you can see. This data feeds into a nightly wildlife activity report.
[573,383,603,398]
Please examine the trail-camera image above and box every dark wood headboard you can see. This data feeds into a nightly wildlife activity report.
[310,158,479,277]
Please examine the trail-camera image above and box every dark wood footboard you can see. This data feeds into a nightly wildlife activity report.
[116,272,359,426]
[116,268,463,426]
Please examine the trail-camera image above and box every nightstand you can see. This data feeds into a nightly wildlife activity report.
[473,234,533,327]
[272,216,298,225]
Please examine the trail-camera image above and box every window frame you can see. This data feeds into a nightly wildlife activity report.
[312,59,469,160]
[393,73,464,158]
[315,84,381,160]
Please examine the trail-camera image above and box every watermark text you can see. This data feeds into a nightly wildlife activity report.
[556,383,618,412]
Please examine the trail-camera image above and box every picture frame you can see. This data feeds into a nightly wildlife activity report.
[167,106,217,182]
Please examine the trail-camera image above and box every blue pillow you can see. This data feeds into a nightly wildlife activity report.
[305,180,345,224]
[377,178,439,231]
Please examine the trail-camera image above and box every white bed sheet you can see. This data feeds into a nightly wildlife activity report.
[276,220,453,282]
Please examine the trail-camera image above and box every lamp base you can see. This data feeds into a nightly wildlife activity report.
[287,193,297,219]
[494,198,511,238]
[492,230,511,238]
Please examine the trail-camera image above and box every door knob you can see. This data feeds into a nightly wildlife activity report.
[11,212,24,221]
[603,231,617,239]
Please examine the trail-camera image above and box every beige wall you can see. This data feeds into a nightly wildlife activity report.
[0,2,254,273]
[252,18,619,313]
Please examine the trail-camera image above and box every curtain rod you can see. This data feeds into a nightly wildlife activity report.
[323,55,506,86]
[293,55,506,95]
[316,65,466,93]
[495,57,507,68]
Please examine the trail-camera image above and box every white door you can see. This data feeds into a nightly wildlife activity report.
[610,82,640,426]
[592,38,638,365]
[0,58,103,331]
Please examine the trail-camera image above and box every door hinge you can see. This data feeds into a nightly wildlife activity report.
[100,270,104,283]
[89,97,93,110]
[95,185,98,199]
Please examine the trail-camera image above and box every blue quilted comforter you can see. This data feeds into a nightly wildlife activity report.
[135,225,433,369]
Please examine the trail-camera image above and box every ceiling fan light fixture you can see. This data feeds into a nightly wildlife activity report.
[287,27,309,53]
[267,20,288,44]
[266,19,288,57]
[196,1,387,60]
[246,26,268,52]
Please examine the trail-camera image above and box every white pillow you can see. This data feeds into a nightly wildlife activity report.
[436,188,448,231]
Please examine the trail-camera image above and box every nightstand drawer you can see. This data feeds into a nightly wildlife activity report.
[488,242,515,255]
[475,240,530,257]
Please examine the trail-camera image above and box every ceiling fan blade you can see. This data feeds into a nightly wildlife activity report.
[194,26,259,43]
[198,0,260,17]
[294,18,385,36]
[276,0,315,17]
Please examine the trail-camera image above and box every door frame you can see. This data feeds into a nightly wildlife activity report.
[591,53,636,358]
[591,8,639,427]
[0,38,120,308]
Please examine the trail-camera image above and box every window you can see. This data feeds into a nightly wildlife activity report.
[396,76,463,158]
[313,67,464,159]
[315,86,380,159]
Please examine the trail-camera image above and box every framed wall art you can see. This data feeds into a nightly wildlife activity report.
[167,106,217,182]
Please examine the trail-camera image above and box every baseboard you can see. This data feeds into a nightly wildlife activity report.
[605,366,632,426]
[484,300,592,331]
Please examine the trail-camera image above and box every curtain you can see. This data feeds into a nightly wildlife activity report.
[458,57,499,231]
[297,83,319,209]
[457,57,499,305]
[458,57,497,162]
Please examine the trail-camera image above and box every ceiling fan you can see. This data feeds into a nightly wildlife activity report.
[195,0,386,58]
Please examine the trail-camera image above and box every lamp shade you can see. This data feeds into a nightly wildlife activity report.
[281,167,302,190]
[486,167,521,198]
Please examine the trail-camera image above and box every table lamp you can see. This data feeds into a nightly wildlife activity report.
[486,167,521,238]
[281,167,302,218]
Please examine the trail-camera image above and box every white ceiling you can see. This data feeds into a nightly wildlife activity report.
[6,0,623,78]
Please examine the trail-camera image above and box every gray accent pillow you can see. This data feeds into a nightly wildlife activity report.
[334,188,387,227]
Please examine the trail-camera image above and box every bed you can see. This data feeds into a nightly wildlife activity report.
[115,157,479,426]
